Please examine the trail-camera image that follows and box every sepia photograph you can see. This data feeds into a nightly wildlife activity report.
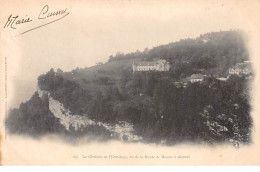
[0,0,259,165]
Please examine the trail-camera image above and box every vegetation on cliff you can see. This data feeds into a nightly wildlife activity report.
[6,30,252,145]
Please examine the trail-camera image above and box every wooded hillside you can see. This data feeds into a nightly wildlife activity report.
[6,30,252,145]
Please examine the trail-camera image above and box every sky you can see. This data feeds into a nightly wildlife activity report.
[1,0,258,107]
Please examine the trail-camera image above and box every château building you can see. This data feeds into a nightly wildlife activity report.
[133,59,170,72]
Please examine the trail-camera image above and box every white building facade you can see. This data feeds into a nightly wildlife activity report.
[190,74,204,83]
[133,59,170,72]
[229,62,253,75]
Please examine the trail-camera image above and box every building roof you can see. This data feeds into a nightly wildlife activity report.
[232,62,252,70]
[134,61,157,66]
[133,59,168,66]
[217,77,227,81]
[230,62,253,74]
[190,74,204,79]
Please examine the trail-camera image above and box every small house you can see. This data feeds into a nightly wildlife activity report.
[229,62,253,75]
[190,74,204,83]
[217,77,227,81]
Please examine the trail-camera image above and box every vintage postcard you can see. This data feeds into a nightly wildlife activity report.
[0,0,260,165]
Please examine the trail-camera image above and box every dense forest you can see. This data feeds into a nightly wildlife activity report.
[6,30,253,145]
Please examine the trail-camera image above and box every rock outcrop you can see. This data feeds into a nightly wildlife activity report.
[38,88,142,142]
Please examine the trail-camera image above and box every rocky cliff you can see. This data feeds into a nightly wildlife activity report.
[38,88,142,142]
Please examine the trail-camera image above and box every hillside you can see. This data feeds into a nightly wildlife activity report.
[6,30,253,145]
[48,30,249,96]
[108,30,248,74]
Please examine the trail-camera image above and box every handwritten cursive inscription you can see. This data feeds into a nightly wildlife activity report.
[4,15,32,29]
[3,5,69,36]
[38,5,68,20]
